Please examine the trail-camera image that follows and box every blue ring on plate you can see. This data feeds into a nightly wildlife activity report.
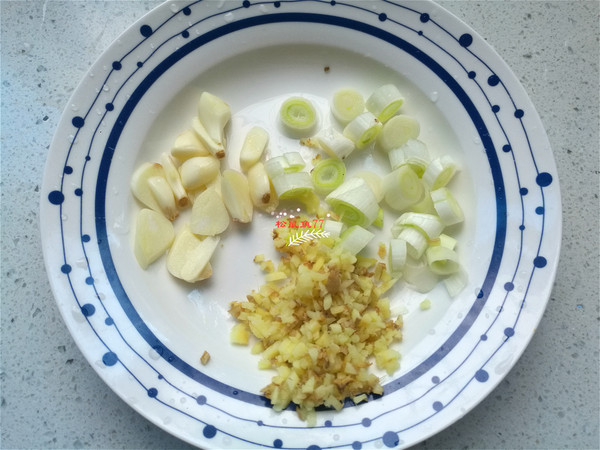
[96,13,506,406]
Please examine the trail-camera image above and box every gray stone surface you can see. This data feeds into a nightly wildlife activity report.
[1,1,598,449]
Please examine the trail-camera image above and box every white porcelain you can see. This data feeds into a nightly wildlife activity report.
[40,1,561,448]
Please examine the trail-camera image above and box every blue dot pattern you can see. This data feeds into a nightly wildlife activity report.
[382,431,399,447]
[43,2,559,448]
[203,425,217,439]
[475,369,489,382]
[458,33,473,47]
[81,303,95,316]
[72,116,84,128]
[102,352,118,366]
[48,190,64,205]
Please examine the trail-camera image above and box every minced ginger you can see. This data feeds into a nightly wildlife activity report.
[229,226,402,424]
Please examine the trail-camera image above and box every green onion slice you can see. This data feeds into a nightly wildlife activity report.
[423,155,458,190]
[425,246,460,275]
[325,177,380,227]
[366,84,405,123]
[431,187,464,226]
[331,88,365,124]
[343,112,382,149]
[311,158,346,194]
[279,96,317,137]
[336,225,374,255]
[382,165,424,212]
[377,114,420,152]
[271,171,313,200]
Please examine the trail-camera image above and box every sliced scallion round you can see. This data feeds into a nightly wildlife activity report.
[388,139,430,176]
[382,165,424,212]
[352,171,383,203]
[388,239,407,276]
[402,256,439,293]
[423,155,458,190]
[431,187,464,225]
[323,220,344,239]
[366,84,404,123]
[336,225,374,255]
[377,115,420,152]
[331,88,365,124]
[279,96,317,137]
[443,269,467,297]
[343,112,382,149]
[283,151,306,172]
[271,171,314,200]
[425,246,460,275]
[394,226,428,259]
[315,127,355,160]
[393,212,444,240]
[325,177,379,227]
[311,158,346,194]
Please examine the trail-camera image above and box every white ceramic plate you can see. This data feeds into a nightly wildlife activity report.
[41,1,561,448]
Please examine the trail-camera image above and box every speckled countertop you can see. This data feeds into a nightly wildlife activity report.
[1,1,598,449]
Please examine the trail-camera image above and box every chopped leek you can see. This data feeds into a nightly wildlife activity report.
[279,96,317,137]
[388,139,430,176]
[331,88,365,124]
[283,152,306,172]
[271,171,313,200]
[388,238,407,275]
[439,233,457,250]
[402,256,439,293]
[343,112,382,149]
[323,220,344,239]
[264,153,306,179]
[411,185,436,214]
[325,177,379,227]
[393,212,444,240]
[336,225,374,255]
[423,155,458,190]
[311,159,346,194]
[431,187,464,225]
[394,226,428,259]
[315,127,355,160]
[419,298,432,310]
[264,155,289,179]
[352,171,383,203]
[366,84,404,123]
[425,246,460,275]
[382,165,424,212]
[373,208,384,228]
[443,269,467,297]
[377,115,420,152]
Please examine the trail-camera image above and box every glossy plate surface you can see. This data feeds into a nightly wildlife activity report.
[40,1,561,448]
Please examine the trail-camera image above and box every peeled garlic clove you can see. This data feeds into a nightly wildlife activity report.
[160,152,189,208]
[131,163,177,220]
[133,208,175,269]
[192,117,225,159]
[166,226,219,283]
[147,175,178,221]
[221,169,253,223]
[190,187,230,236]
[239,126,269,172]
[179,155,220,191]
[247,162,278,212]
[171,129,210,162]
[198,92,231,146]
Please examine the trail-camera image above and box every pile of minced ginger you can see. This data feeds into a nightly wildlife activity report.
[229,226,403,425]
